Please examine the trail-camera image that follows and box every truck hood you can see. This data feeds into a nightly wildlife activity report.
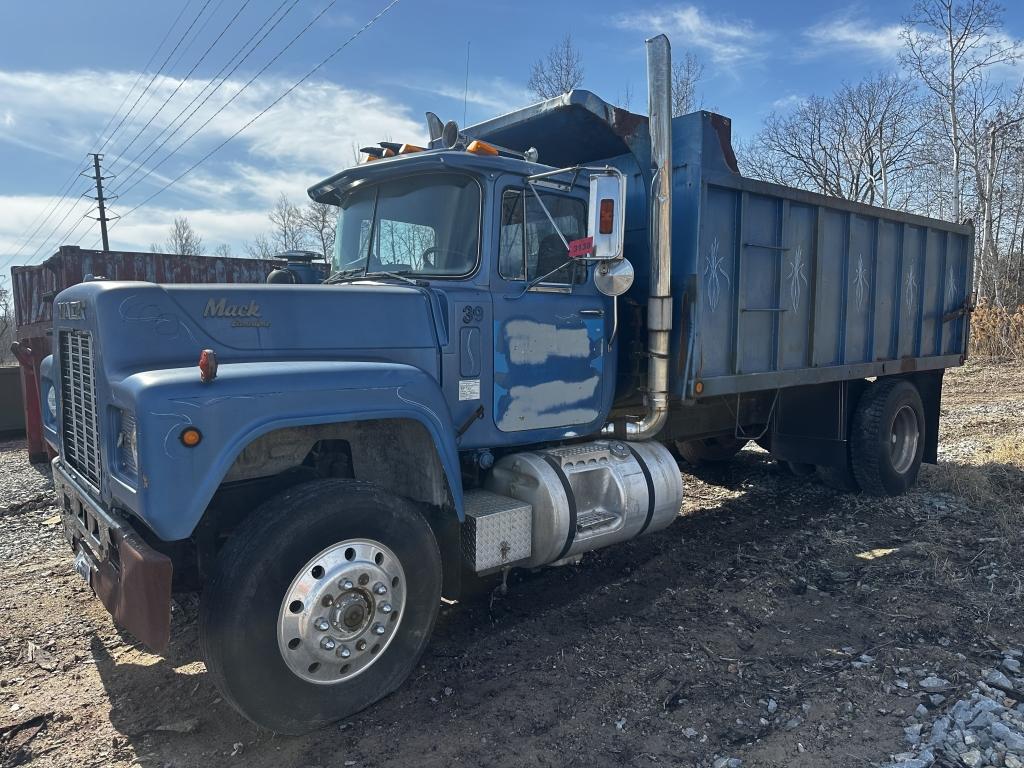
[53,280,441,377]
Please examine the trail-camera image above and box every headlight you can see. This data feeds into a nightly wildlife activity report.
[46,387,57,418]
[117,411,139,474]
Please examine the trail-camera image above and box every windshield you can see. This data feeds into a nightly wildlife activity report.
[331,173,480,277]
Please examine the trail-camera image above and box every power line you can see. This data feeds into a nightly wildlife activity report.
[110,0,333,202]
[106,0,253,177]
[8,2,196,264]
[113,0,400,227]
[108,0,295,196]
[99,0,214,157]
[107,0,244,173]
[8,164,87,259]
[26,188,93,262]
[95,1,196,155]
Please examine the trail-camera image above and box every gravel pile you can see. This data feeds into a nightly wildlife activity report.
[882,652,1024,768]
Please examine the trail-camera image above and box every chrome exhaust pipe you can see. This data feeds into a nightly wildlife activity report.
[605,34,673,441]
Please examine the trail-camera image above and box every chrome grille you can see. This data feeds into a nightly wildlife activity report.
[59,330,102,489]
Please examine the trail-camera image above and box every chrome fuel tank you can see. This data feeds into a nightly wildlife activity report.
[483,439,683,568]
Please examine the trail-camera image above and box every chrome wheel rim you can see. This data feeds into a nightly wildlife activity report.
[889,405,919,475]
[277,539,406,685]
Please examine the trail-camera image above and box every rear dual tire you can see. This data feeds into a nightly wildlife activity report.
[818,378,925,496]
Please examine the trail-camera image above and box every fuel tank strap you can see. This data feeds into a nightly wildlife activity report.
[625,444,657,535]
[541,454,577,560]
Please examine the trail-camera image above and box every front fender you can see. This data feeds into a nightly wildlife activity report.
[113,361,462,541]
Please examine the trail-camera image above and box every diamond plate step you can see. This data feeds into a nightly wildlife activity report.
[576,509,619,533]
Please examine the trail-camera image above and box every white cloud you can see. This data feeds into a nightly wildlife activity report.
[0,192,284,259]
[616,5,770,65]
[771,94,806,111]
[804,16,904,59]
[400,76,533,119]
[0,67,425,261]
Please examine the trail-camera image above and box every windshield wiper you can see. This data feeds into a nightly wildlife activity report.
[323,267,365,285]
[325,268,424,287]
[363,270,422,286]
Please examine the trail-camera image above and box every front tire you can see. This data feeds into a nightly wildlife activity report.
[200,480,441,734]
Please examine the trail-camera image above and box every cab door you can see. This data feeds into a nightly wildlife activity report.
[490,178,614,438]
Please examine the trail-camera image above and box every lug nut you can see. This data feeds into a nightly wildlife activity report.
[337,645,351,659]
[380,602,393,614]
[372,623,386,636]
[320,636,336,651]
[314,617,330,632]
[373,582,387,595]
[340,579,354,590]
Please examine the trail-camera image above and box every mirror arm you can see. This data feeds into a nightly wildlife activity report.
[528,184,571,250]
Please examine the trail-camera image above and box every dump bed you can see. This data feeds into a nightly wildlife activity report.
[676,113,974,398]
[470,92,974,401]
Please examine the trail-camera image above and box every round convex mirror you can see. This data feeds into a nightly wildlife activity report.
[594,259,634,296]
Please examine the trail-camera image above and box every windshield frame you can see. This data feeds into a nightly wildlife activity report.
[330,170,484,281]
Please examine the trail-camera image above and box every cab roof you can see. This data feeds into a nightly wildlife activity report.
[307,148,545,204]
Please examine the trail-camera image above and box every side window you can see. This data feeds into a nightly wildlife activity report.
[498,189,587,284]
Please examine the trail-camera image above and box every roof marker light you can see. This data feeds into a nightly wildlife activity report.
[466,140,499,156]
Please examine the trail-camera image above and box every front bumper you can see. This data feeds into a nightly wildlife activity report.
[54,461,173,651]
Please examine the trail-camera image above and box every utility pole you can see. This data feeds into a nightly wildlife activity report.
[88,153,112,252]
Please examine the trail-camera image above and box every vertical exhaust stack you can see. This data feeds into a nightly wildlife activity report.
[609,34,673,440]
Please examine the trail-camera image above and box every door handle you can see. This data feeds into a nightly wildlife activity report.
[579,309,604,316]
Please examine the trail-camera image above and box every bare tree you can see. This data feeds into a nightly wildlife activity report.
[268,193,308,253]
[900,0,1021,222]
[213,243,232,258]
[301,202,337,261]
[742,73,924,207]
[528,34,584,100]
[158,216,204,256]
[0,282,13,367]
[243,233,275,260]
[672,52,705,117]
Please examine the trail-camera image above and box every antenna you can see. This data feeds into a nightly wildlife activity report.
[463,41,470,125]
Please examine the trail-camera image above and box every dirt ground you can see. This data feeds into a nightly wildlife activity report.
[1,361,1022,768]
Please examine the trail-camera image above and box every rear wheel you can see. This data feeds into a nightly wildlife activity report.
[200,480,441,734]
[850,379,925,496]
[675,435,748,466]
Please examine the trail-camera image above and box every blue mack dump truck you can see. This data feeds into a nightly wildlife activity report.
[41,36,973,732]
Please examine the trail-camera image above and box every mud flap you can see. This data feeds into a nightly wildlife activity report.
[92,527,173,652]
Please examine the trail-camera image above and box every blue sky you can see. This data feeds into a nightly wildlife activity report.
[2,0,1022,271]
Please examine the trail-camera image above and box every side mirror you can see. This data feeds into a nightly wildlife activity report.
[587,171,627,260]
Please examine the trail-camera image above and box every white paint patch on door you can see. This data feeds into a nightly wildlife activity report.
[496,376,600,431]
[505,319,591,365]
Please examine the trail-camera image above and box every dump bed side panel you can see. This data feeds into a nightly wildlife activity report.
[685,173,973,399]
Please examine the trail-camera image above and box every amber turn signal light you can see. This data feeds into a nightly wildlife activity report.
[180,428,203,448]
[599,199,615,235]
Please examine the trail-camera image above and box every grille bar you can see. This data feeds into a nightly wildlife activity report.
[59,330,102,490]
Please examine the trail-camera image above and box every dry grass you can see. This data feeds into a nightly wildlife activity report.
[969,302,1024,360]
[920,432,1024,539]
